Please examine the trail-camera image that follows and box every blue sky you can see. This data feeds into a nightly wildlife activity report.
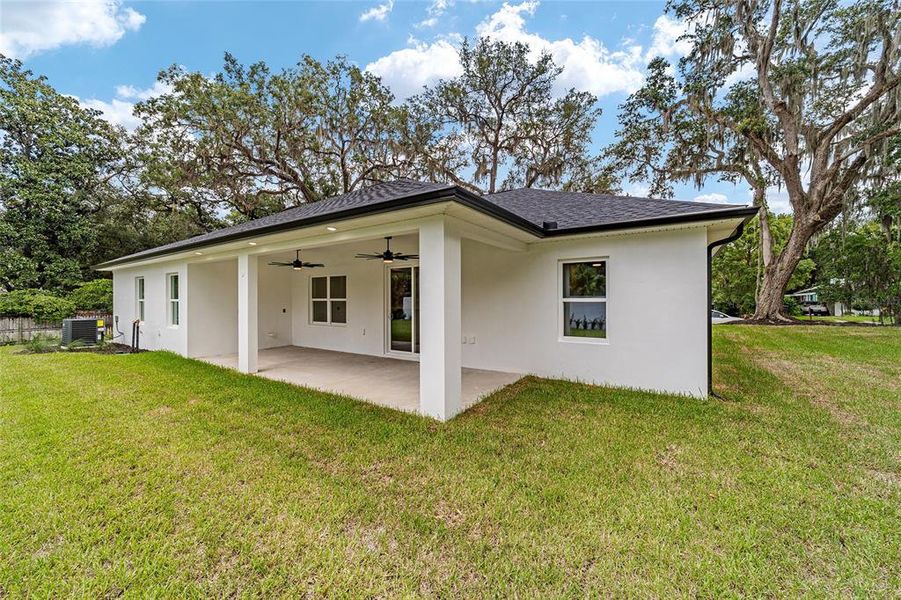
[1,0,769,209]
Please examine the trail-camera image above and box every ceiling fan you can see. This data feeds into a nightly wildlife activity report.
[268,250,324,270]
[355,236,418,264]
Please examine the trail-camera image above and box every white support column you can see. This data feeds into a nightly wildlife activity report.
[237,253,258,374]
[419,217,462,421]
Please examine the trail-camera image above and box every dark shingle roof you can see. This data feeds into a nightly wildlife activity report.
[484,188,743,232]
[97,180,756,268]
[103,180,454,265]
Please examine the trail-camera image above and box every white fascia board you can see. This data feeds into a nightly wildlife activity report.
[100,202,457,272]
[532,215,750,247]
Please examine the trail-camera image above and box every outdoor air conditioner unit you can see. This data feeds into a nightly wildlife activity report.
[62,318,101,346]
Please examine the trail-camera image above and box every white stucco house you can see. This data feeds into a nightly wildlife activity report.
[97,180,756,421]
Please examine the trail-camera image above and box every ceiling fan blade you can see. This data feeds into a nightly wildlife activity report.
[268,262,293,266]
[303,262,325,268]
[355,253,382,259]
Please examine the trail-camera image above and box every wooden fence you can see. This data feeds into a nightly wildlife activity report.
[0,313,113,344]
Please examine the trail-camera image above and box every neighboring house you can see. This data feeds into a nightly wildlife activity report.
[787,284,884,318]
[786,285,849,316]
[96,180,755,420]
[787,286,822,305]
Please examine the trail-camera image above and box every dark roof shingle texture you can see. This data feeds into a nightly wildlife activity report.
[110,180,454,264]
[484,188,737,231]
[100,179,753,267]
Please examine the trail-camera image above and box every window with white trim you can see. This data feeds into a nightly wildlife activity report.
[135,277,145,321]
[561,260,607,340]
[167,273,180,326]
[311,275,347,325]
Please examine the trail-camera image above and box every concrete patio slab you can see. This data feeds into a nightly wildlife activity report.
[199,346,521,415]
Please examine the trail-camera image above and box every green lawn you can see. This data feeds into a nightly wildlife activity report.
[1,327,899,596]
[814,314,895,325]
[390,318,412,341]
[567,328,607,338]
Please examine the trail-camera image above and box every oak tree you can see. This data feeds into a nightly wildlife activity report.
[136,54,424,221]
[0,57,125,291]
[414,38,603,194]
[605,0,900,320]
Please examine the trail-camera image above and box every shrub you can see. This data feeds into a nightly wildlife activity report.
[69,279,113,313]
[0,289,76,322]
[21,333,61,354]
[782,296,804,317]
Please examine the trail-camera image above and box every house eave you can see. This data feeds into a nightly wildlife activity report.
[95,186,758,270]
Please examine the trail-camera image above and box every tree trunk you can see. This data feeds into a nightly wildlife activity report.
[759,203,774,269]
[488,145,500,194]
[755,192,774,302]
[753,220,812,321]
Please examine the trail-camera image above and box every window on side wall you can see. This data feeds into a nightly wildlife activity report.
[561,260,607,341]
[167,273,180,326]
[135,277,145,322]
[311,275,347,325]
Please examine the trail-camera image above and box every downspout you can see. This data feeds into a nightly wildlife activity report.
[707,222,746,396]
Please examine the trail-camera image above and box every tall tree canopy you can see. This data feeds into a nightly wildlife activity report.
[813,221,900,323]
[605,0,901,320]
[0,57,126,292]
[414,38,604,194]
[136,54,426,221]
[712,213,815,316]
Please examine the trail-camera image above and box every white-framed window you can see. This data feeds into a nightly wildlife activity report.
[166,273,180,326]
[560,260,607,341]
[135,277,145,321]
[310,275,347,325]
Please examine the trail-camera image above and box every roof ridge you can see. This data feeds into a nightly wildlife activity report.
[487,186,743,209]
[97,179,756,269]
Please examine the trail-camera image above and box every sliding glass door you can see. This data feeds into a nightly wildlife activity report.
[388,266,419,354]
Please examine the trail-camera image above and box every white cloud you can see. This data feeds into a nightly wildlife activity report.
[0,0,145,58]
[475,1,646,97]
[693,192,730,204]
[80,97,142,130]
[761,187,793,215]
[474,0,538,36]
[359,0,394,23]
[646,14,757,88]
[366,39,463,100]
[722,60,758,88]
[417,0,450,28]
[114,80,172,101]
[79,81,171,131]
[646,15,693,59]
[625,183,650,197]
[368,0,646,100]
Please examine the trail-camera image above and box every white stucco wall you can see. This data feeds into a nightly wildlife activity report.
[279,227,707,395]
[258,261,293,350]
[289,236,418,356]
[186,260,237,358]
[110,225,709,397]
[461,227,709,396]
[112,262,188,354]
